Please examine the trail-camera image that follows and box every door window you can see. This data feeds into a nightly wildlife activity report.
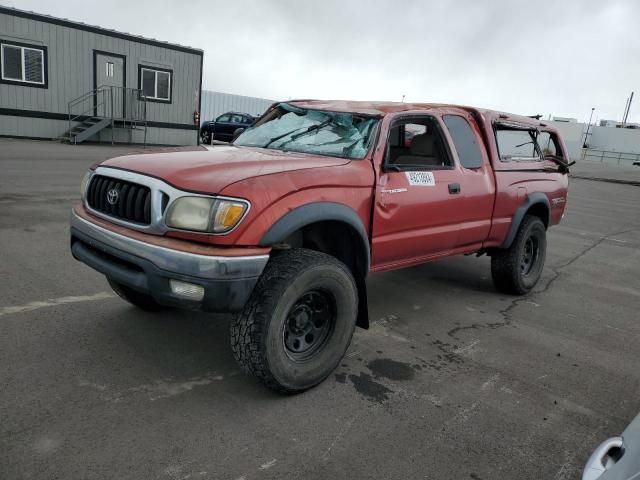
[105,62,114,77]
[443,115,484,169]
[386,117,453,169]
[230,114,244,123]
[216,114,231,123]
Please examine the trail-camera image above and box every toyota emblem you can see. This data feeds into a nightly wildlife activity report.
[106,188,119,205]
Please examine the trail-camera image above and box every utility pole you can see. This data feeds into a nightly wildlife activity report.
[622,91,634,126]
[583,107,595,148]
[401,94,405,103]
[622,96,630,124]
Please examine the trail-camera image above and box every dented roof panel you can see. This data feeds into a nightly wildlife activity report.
[286,99,551,129]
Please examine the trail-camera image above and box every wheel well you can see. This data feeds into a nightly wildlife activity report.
[525,202,549,229]
[277,220,370,329]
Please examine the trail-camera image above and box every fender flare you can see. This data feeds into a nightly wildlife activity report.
[259,202,371,273]
[501,192,550,248]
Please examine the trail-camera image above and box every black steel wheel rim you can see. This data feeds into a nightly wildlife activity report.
[521,235,540,276]
[283,289,336,362]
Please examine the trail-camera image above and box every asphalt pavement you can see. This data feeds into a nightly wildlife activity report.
[571,159,640,186]
[1,138,639,480]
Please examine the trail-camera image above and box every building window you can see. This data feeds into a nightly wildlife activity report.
[138,66,172,102]
[106,62,114,77]
[1,42,47,88]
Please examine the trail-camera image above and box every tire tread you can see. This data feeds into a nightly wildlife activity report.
[491,215,546,295]
[230,249,355,394]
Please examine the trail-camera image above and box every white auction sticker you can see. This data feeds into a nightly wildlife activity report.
[405,171,435,186]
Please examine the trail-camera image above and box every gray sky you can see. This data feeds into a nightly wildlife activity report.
[6,0,640,123]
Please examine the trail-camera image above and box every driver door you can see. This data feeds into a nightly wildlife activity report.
[371,115,466,269]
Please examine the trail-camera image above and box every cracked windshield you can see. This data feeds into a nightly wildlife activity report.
[233,103,379,159]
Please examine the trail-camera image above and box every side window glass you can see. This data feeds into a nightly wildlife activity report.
[443,115,483,169]
[404,124,427,147]
[231,114,244,123]
[496,128,541,162]
[537,131,559,157]
[386,118,453,169]
[217,114,231,123]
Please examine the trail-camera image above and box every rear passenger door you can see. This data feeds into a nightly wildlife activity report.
[371,115,467,268]
[441,113,495,249]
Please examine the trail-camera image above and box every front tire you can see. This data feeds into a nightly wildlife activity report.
[491,215,547,295]
[108,278,164,312]
[200,131,211,145]
[230,249,358,394]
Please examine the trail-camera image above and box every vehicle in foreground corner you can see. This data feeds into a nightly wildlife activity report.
[70,99,572,393]
[200,111,257,144]
[583,413,640,480]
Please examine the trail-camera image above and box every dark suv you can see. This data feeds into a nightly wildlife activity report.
[200,112,256,144]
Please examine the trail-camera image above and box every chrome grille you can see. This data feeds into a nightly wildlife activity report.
[86,175,152,225]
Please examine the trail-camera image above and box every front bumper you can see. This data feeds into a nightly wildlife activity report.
[70,207,269,312]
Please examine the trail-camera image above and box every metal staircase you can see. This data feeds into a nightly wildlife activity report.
[64,86,148,145]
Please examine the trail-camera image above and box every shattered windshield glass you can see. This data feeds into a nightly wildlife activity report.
[233,103,379,159]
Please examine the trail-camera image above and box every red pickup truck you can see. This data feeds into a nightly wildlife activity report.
[70,100,570,393]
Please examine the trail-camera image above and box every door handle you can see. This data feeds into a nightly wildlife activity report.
[448,183,461,194]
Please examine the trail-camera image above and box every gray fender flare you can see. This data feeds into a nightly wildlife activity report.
[259,202,371,272]
[501,192,550,248]
[259,202,371,329]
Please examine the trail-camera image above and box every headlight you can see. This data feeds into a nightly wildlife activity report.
[80,171,92,199]
[165,196,249,233]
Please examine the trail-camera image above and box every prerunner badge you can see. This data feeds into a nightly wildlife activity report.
[406,171,435,186]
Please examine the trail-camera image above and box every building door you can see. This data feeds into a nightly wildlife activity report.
[94,52,125,118]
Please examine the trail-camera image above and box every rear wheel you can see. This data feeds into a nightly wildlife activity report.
[230,249,358,394]
[108,278,164,312]
[491,215,547,295]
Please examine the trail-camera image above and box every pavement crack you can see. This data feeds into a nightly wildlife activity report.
[449,229,635,341]
[538,228,636,296]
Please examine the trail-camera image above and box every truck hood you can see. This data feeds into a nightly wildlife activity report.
[99,145,350,194]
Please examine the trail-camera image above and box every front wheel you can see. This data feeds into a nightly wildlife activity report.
[230,249,358,394]
[200,131,211,145]
[491,215,547,295]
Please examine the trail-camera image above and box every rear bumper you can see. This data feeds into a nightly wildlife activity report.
[70,208,269,312]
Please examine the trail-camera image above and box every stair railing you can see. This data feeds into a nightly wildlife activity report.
[67,86,147,144]
[67,86,112,144]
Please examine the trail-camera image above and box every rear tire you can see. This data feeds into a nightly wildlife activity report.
[230,249,358,394]
[491,215,547,295]
[108,278,164,312]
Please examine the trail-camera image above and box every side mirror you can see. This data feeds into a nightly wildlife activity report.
[232,127,245,141]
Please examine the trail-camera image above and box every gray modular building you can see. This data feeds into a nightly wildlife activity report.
[0,6,203,145]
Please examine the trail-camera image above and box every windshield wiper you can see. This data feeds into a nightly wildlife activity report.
[262,119,334,148]
[289,119,333,141]
[263,126,308,148]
